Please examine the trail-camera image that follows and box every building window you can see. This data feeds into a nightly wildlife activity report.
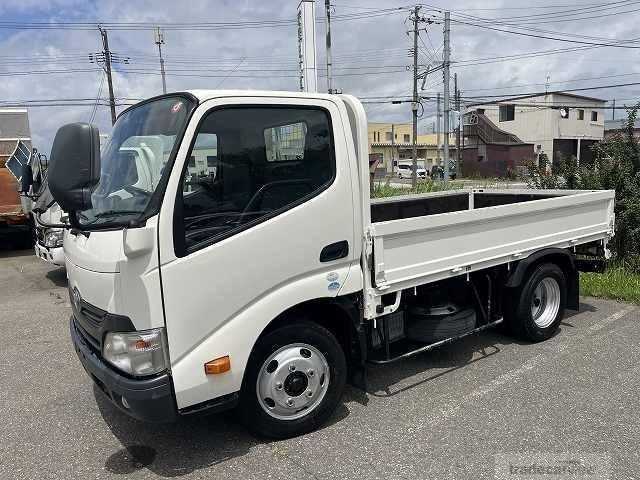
[499,104,515,122]
[385,131,393,142]
[591,111,598,122]
[578,109,584,120]
[403,134,410,143]
[265,121,307,161]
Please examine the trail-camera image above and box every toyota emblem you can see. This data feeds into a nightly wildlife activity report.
[72,287,81,310]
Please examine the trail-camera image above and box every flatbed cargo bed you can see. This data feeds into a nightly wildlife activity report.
[367,188,615,297]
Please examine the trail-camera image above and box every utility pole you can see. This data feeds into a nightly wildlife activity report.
[411,5,421,188]
[436,92,441,168]
[454,73,461,169]
[325,0,334,93]
[154,27,167,94]
[297,0,318,93]
[612,98,616,120]
[99,27,117,125]
[391,123,396,174]
[442,11,451,181]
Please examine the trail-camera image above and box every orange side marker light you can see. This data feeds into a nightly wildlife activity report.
[204,356,231,375]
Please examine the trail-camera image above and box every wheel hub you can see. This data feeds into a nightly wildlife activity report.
[256,343,330,420]
[531,277,561,328]
[284,371,308,397]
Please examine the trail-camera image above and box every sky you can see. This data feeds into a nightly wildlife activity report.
[0,0,638,153]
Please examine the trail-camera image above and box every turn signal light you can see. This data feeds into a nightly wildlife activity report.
[204,356,231,375]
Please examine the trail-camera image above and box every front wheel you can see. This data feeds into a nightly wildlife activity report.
[505,263,566,342]
[239,321,346,439]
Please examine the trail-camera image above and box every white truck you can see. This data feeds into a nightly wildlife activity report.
[44,91,614,439]
[34,202,65,266]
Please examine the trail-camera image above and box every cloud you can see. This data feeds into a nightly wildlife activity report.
[0,0,638,152]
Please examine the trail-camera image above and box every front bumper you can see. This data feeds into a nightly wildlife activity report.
[35,242,65,267]
[70,317,178,423]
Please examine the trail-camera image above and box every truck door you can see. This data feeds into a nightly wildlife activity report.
[158,98,357,410]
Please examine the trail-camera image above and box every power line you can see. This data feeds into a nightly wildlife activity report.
[461,81,640,101]
[0,8,409,31]
[451,0,640,23]
[463,6,640,27]
[88,71,105,123]
[448,0,632,11]
[0,68,100,76]
[450,18,640,48]
[459,72,640,93]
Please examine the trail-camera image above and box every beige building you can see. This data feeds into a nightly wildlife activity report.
[468,92,605,165]
[368,122,456,173]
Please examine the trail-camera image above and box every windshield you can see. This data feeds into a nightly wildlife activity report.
[78,95,194,227]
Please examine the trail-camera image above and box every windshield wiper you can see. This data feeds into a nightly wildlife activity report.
[83,209,143,226]
[93,210,142,218]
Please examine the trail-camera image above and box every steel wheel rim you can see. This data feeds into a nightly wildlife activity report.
[531,277,561,328]
[256,343,330,420]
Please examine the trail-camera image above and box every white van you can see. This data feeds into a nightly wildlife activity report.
[397,162,427,179]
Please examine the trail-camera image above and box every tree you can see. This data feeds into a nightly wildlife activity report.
[524,104,640,263]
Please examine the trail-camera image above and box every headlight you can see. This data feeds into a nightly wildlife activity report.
[44,230,64,248]
[103,328,169,376]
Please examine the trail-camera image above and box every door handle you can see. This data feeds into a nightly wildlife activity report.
[320,241,349,262]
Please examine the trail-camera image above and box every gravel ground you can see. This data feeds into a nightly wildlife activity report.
[1,250,638,479]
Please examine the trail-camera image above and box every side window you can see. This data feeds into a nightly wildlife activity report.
[178,106,334,252]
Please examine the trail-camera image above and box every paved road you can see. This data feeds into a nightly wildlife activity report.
[1,250,638,479]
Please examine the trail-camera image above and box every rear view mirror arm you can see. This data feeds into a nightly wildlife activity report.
[34,211,71,230]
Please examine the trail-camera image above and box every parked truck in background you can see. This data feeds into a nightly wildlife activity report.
[43,91,614,439]
[0,139,35,248]
[34,201,65,266]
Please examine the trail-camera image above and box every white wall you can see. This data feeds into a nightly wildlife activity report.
[472,93,604,162]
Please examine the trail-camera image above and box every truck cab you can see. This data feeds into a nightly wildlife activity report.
[47,90,613,438]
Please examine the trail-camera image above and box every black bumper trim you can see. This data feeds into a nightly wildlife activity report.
[179,391,240,416]
[70,317,178,423]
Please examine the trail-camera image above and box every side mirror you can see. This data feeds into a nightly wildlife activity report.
[48,123,100,213]
[19,164,33,194]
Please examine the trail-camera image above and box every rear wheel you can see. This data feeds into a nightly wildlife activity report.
[239,321,346,439]
[506,263,566,342]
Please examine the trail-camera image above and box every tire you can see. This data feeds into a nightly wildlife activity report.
[239,321,347,439]
[406,306,476,343]
[505,263,566,342]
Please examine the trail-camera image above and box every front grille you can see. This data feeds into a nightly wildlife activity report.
[73,318,100,353]
[36,227,45,243]
[70,289,108,347]
[80,305,104,329]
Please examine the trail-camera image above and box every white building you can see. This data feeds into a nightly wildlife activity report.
[468,92,605,164]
